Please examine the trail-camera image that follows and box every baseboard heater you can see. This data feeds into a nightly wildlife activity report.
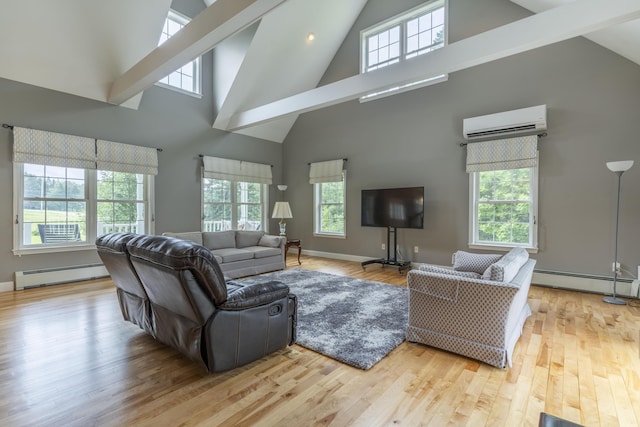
[533,269,638,298]
[15,264,109,290]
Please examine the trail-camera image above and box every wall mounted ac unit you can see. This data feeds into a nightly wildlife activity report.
[463,105,547,140]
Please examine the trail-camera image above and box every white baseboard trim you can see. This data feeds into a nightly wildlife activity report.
[301,249,372,263]
[299,249,639,298]
[0,281,14,292]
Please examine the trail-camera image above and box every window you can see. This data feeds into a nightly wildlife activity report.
[12,126,157,254]
[157,10,201,96]
[97,171,147,235]
[469,166,538,250]
[15,165,153,253]
[360,0,447,101]
[313,175,346,238]
[202,179,268,232]
[21,164,87,245]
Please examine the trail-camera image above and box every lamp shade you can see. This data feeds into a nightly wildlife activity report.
[272,201,293,219]
[606,160,634,172]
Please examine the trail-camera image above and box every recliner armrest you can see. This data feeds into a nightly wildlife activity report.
[220,281,290,310]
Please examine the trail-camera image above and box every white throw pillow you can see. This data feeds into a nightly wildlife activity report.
[484,247,529,282]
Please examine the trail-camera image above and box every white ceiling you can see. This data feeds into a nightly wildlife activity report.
[0,0,638,143]
[0,0,172,109]
[212,0,368,142]
[511,0,640,65]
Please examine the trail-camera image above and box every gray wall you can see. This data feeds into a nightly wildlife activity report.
[1,0,638,285]
[282,0,640,278]
[0,0,283,284]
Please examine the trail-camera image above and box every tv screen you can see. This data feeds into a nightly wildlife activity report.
[361,187,424,229]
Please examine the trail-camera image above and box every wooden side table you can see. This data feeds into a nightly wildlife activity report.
[285,239,302,265]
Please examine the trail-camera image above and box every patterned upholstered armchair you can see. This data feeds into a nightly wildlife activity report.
[406,247,536,368]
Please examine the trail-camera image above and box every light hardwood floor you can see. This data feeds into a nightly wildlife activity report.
[1,256,639,426]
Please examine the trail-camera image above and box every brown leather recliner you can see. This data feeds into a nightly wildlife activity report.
[96,233,297,372]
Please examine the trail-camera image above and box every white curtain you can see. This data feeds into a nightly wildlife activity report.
[309,159,345,184]
[202,156,272,184]
[97,139,158,175]
[13,127,96,169]
[466,135,538,172]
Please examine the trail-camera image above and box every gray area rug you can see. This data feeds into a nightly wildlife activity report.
[237,269,408,370]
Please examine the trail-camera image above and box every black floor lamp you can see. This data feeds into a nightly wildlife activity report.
[604,160,634,305]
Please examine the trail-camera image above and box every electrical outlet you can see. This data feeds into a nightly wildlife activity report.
[612,262,621,272]
[381,243,385,250]
[414,246,419,254]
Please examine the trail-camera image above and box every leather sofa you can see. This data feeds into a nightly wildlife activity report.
[96,232,297,372]
[406,247,535,368]
[162,230,285,279]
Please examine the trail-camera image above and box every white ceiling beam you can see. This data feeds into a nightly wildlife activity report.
[108,0,287,105]
[223,0,640,131]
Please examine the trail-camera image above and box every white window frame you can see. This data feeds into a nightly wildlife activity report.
[201,178,269,233]
[96,171,150,237]
[13,164,154,255]
[313,173,346,238]
[156,10,202,97]
[468,162,539,253]
[359,0,448,102]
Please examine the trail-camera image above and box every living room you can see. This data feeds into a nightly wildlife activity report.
[0,0,639,425]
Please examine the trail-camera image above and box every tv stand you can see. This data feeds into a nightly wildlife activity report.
[361,226,412,275]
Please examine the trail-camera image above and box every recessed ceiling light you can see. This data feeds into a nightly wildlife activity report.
[307,33,315,42]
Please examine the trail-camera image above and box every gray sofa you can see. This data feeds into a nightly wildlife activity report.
[406,247,536,368]
[162,230,285,279]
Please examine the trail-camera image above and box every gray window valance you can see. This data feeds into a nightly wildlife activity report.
[202,156,272,184]
[466,135,537,173]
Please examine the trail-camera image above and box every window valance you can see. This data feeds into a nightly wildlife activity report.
[466,135,537,173]
[13,127,96,169]
[309,159,345,184]
[97,140,158,175]
[202,156,272,184]
[12,127,158,175]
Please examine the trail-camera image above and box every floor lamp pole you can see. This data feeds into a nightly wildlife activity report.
[604,170,626,305]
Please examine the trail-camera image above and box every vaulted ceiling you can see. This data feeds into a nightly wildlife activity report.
[0,0,639,143]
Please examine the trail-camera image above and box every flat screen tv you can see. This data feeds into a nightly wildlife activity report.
[361,187,424,229]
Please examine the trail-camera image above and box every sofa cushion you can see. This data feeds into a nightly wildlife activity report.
[210,248,254,263]
[258,234,282,248]
[162,231,203,246]
[452,250,503,274]
[203,231,236,250]
[484,247,529,282]
[242,246,282,259]
[236,230,264,248]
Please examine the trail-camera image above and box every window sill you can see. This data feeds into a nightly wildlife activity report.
[359,74,448,103]
[13,244,97,256]
[154,82,202,99]
[468,243,538,254]
[313,232,346,239]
